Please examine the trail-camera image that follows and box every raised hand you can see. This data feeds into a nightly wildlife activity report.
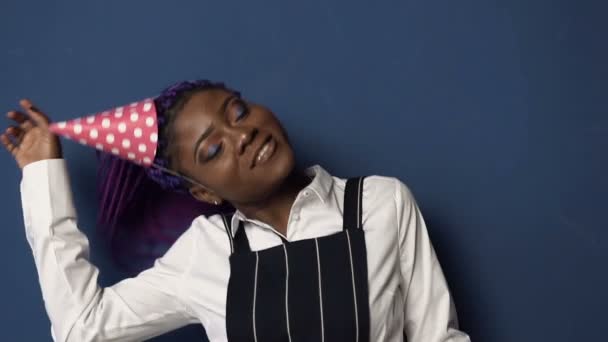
[1,99,62,169]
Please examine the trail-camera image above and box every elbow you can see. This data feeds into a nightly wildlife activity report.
[55,321,106,342]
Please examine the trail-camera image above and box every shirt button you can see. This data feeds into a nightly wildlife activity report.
[292,213,300,221]
[303,190,309,197]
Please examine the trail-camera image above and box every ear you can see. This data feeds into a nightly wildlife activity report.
[189,184,223,205]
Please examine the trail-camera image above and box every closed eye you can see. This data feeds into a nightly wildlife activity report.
[203,142,223,162]
[232,99,249,122]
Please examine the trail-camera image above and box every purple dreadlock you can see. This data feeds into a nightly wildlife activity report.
[96,79,237,273]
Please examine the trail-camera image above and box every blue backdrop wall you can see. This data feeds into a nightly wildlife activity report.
[1,0,606,341]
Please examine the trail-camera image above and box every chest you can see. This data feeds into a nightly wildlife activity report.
[185,176,403,341]
[185,216,402,341]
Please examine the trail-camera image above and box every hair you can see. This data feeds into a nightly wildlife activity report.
[96,79,237,273]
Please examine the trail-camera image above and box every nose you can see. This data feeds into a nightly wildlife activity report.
[235,126,258,156]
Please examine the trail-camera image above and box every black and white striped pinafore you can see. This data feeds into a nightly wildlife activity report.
[222,177,370,342]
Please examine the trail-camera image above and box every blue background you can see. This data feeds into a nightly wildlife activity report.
[1,0,606,341]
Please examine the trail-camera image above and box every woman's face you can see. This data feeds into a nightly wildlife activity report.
[170,88,295,205]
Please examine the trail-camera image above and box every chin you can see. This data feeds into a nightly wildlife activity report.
[268,144,295,184]
[251,142,295,201]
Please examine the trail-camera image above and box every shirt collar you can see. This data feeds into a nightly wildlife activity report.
[229,164,334,235]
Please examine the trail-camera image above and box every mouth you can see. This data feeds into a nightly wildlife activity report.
[251,134,276,169]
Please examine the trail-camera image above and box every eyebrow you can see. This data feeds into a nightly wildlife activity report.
[193,95,235,163]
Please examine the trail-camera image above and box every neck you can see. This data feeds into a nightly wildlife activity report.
[234,167,312,236]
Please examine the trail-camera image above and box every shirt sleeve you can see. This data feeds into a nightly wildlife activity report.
[393,179,471,342]
[20,159,199,342]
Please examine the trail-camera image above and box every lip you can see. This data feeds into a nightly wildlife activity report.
[250,134,275,169]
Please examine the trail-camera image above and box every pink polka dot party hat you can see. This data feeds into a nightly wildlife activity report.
[49,98,158,167]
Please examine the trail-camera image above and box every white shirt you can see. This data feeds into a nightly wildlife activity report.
[20,159,470,342]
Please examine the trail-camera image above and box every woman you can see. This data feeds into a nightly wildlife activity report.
[3,80,471,341]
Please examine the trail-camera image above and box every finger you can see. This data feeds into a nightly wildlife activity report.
[7,111,34,130]
[3,126,22,144]
[19,99,50,127]
[0,133,18,155]
[6,126,25,143]
[7,111,27,124]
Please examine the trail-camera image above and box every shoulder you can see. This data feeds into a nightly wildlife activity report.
[333,174,415,205]
[187,213,234,239]
[328,167,417,204]
[190,212,229,229]
[186,213,235,253]
[331,173,417,226]
[151,213,232,288]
